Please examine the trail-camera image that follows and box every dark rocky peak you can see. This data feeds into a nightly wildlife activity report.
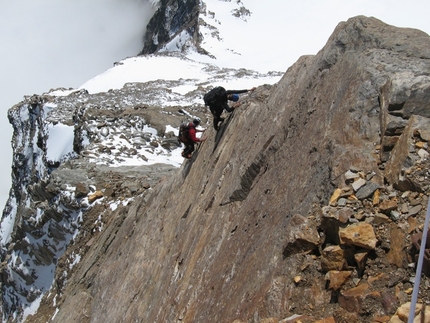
[139,0,253,57]
[140,0,200,54]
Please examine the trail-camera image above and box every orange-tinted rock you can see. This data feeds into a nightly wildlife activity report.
[386,223,406,267]
[338,283,369,312]
[339,222,378,249]
[321,246,346,272]
[88,190,103,203]
[379,198,398,214]
[325,270,352,290]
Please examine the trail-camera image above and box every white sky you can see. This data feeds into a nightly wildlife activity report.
[1,0,430,210]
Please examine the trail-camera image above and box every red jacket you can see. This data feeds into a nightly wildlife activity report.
[187,123,201,143]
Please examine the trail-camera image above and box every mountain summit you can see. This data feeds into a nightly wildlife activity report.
[1,4,430,323]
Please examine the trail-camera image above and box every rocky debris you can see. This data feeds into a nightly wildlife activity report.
[314,119,430,320]
[319,165,430,320]
[390,302,430,323]
[262,154,430,322]
[6,15,430,323]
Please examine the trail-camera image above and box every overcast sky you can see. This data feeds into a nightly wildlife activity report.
[1,0,430,210]
[0,0,155,209]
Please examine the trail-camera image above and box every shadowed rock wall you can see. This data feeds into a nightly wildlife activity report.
[140,0,200,54]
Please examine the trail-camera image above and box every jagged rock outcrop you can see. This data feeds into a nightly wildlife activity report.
[140,0,200,54]
[139,0,253,57]
[20,16,430,323]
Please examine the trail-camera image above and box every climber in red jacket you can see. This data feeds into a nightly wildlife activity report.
[181,119,206,159]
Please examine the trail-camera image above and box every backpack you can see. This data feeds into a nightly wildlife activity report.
[178,122,191,143]
[203,86,227,107]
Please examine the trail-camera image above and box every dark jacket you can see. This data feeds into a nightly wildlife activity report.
[212,89,249,115]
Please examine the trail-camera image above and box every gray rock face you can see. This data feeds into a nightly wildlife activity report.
[3,15,430,323]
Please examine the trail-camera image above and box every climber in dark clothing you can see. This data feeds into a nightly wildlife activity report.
[181,119,206,159]
[204,86,256,130]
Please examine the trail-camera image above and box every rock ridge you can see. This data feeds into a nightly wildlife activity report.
[2,15,430,323]
[30,16,430,323]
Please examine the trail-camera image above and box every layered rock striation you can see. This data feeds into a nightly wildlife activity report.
[31,16,430,323]
[2,15,430,323]
[0,51,280,321]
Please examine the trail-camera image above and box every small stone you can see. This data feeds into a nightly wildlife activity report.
[339,222,378,249]
[408,216,418,233]
[400,203,409,214]
[379,199,398,214]
[394,302,430,323]
[345,170,359,181]
[418,129,430,141]
[349,166,361,173]
[418,148,429,159]
[325,270,352,290]
[408,204,422,217]
[339,187,354,198]
[338,207,354,223]
[338,283,370,313]
[329,188,342,206]
[366,171,376,181]
[372,189,380,205]
[373,213,390,224]
[386,223,406,267]
[390,210,401,221]
[337,198,347,206]
[352,178,366,192]
[354,210,366,221]
[354,251,368,273]
[356,182,380,200]
[150,140,159,147]
[401,191,410,199]
[282,214,320,258]
[321,245,346,272]
[415,141,427,149]
[88,190,103,203]
[373,315,390,323]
